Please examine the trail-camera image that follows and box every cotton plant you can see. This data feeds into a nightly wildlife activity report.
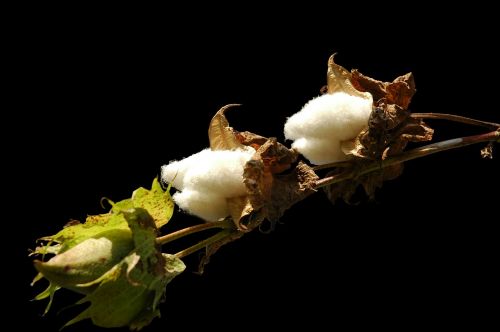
[30,54,499,330]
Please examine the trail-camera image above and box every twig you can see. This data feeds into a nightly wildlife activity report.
[174,230,232,259]
[312,161,352,171]
[315,129,499,189]
[156,219,233,246]
[411,113,500,129]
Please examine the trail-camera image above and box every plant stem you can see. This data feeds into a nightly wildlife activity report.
[174,230,232,259]
[314,129,499,189]
[411,113,500,129]
[156,219,233,246]
[312,161,352,171]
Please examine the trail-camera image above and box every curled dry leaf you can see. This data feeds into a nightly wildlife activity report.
[230,138,308,229]
[327,53,372,100]
[208,104,245,151]
[480,142,494,159]
[266,161,319,222]
[323,55,434,202]
[351,70,416,109]
[323,162,402,203]
[235,131,268,151]
[197,230,244,274]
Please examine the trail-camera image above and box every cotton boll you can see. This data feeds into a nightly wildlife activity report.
[162,147,256,222]
[291,137,347,165]
[284,92,373,141]
[161,149,213,190]
[173,190,229,222]
[183,149,254,197]
[284,92,373,165]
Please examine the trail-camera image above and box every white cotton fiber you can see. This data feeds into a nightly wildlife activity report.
[173,190,229,222]
[284,92,373,164]
[183,149,254,197]
[291,137,346,165]
[161,147,255,222]
[161,149,213,191]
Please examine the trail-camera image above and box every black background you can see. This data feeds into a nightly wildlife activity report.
[12,8,499,331]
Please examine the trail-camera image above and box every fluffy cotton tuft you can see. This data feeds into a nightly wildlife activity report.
[161,148,254,221]
[284,92,373,164]
[172,189,229,222]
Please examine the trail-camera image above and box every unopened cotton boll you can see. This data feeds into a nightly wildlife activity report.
[284,92,373,164]
[161,147,255,222]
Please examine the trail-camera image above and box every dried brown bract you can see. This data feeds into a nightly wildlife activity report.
[324,56,434,202]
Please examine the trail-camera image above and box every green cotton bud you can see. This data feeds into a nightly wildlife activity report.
[34,229,133,292]
[31,180,182,330]
[61,209,186,330]
[65,253,186,329]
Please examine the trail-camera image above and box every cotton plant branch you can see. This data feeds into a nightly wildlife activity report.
[411,112,499,130]
[315,127,499,189]
[29,54,499,330]
[155,218,234,246]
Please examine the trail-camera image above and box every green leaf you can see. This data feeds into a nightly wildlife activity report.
[40,214,129,254]
[36,178,173,256]
[64,208,185,330]
[112,178,174,228]
[32,282,60,315]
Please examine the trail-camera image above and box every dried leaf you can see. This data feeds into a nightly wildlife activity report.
[481,143,494,159]
[266,162,319,222]
[323,54,434,203]
[353,102,434,160]
[227,196,254,227]
[323,169,358,204]
[235,130,268,151]
[232,157,272,229]
[342,61,433,162]
[224,134,318,232]
[239,149,315,228]
[323,163,402,203]
[351,70,416,109]
[208,104,245,151]
[197,230,245,274]
[327,54,372,100]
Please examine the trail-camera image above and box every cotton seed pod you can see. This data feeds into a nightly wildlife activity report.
[34,229,133,291]
[66,253,186,329]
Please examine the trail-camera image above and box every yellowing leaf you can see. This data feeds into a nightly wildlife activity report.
[112,178,174,228]
[39,213,129,254]
[208,104,245,151]
[36,179,173,256]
